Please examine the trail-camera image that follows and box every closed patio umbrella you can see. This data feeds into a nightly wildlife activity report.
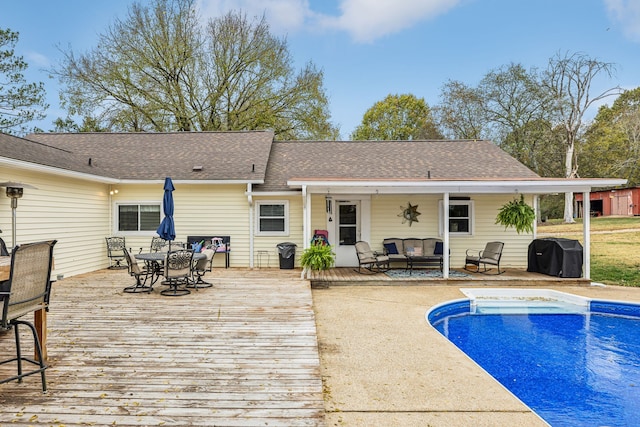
[156,177,176,250]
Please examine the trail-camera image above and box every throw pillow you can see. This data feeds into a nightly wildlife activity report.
[434,241,444,255]
[383,242,398,254]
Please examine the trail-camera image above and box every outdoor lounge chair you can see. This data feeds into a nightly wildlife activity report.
[354,241,390,274]
[161,249,194,296]
[464,241,504,274]
[123,247,154,293]
[0,240,56,393]
[105,236,126,269]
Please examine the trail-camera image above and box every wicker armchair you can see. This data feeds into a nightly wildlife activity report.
[464,241,504,274]
[354,241,389,274]
[0,240,56,393]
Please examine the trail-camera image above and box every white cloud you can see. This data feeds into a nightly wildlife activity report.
[196,0,461,43]
[317,0,462,43]
[196,0,311,35]
[604,0,640,43]
[25,51,50,68]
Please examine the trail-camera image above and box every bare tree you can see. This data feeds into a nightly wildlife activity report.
[436,80,487,140]
[543,51,620,222]
[54,0,338,139]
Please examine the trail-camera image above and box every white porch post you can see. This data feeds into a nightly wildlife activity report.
[247,183,254,269]
[533,195,538,239]
[583,191,591,280]
[303,185,310,250]
[443,192,450,278]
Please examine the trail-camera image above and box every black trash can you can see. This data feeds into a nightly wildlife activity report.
[276,242,297,269]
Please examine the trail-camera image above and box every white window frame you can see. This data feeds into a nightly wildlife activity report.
[439,200,474,236]
[115,202,162,235]
[255,200,289,236]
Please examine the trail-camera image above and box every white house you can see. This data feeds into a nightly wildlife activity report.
[0,131,625,279]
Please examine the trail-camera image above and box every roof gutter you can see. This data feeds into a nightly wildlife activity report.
[0,157,118,184]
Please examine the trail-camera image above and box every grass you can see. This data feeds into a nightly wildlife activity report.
[538,217,640,287]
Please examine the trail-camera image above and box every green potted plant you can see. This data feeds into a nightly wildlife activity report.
[300,242,335,279]
[495,194,536,234]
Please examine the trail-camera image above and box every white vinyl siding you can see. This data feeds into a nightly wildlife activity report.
[252,196,303,268]
[367,194,534,269]
[0,168,111,279]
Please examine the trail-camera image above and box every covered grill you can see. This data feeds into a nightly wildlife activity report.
[527,238,583,278]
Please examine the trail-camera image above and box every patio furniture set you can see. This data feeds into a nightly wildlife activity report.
[355,238,504,275]
[107,236,224,297]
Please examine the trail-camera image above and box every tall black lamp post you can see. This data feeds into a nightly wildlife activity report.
[0,181,37,249]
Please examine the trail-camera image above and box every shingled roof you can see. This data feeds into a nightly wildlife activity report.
[24,131,275,181]
[254,140,540,192]
[0,132,99,176]
[2,132,541,189]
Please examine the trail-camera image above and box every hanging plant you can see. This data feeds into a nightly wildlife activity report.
[495,194,535,234]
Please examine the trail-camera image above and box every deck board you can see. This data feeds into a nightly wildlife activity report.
[0,268,325,427]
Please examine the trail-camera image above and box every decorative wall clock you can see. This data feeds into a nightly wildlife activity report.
[399,202,421,226]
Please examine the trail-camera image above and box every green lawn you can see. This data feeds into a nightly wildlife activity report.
[538,217,640,287]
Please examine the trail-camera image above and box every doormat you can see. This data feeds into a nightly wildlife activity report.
[385,269,471,279]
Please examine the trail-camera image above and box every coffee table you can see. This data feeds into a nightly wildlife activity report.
[406,255,443,275]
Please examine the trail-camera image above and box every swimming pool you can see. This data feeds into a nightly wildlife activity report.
[427,289,640,427]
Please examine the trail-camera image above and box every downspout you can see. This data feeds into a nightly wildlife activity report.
[248,183,254,269]
[583,191,591,280]
[443,192,450,279]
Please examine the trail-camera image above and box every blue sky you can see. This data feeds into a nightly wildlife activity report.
[3,0,640,138]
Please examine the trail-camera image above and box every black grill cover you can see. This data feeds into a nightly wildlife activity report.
[527,238,583,278]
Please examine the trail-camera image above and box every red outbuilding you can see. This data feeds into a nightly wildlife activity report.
[575,187,640,217]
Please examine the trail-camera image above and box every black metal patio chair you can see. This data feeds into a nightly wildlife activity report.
[161,249,194,296]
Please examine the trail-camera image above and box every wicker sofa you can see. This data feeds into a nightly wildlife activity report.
[382,237,444,269]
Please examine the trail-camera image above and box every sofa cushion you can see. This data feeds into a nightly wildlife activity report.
[403,239,423,255]
[383,238,404,255]
[434,241,443,255]
[383,242,399,254]
[422,238,441,256]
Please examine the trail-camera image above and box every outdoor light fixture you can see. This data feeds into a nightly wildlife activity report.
[110,188,119,195]
[0,181,37,249]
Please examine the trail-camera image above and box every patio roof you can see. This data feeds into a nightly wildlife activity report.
[287,177,628,195]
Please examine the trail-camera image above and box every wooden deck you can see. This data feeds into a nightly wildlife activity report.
[0,266,588,426]
[0,268,324,427]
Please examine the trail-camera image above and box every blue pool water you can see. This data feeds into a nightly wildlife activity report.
[428,295,640,427]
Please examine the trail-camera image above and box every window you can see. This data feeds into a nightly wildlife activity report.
[256,201,288,235]
[439,200,474,235]
[118,203,161,232]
